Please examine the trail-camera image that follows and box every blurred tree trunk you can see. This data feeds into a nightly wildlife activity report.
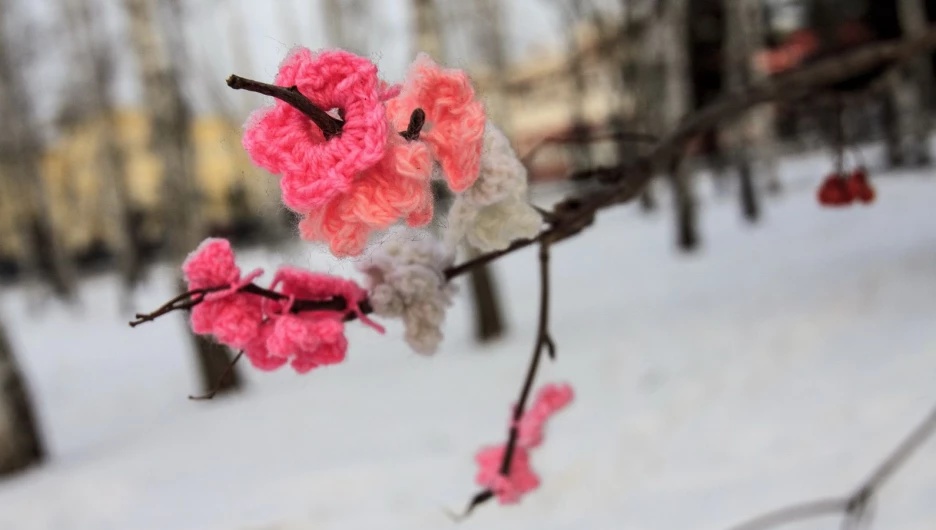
[124,0,240,395]
[882,84,906,167]
[668,155,699,251]
[418,0,505,342]
[0,310,44,475]
[226,2,283,242]
[0,0,75,299]
[660,0,699,251]
[66,0,142,299]
[412,0,444,60]
[322,0,372,54]
[723,0,760,222]
[896,0,933,166]
[612,2,657,212]
[566,1,594,193]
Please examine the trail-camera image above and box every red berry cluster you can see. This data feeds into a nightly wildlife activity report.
[817,167,875,207]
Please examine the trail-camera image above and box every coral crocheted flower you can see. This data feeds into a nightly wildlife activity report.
[387,53,486,193]
[242,47,390,213]
[298,132,435,257]
[474,444,540,504]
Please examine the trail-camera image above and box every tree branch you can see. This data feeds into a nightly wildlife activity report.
[226,74,426,141]
[720,401,936,530]
[226,75,344,139]
[136,27,936,520]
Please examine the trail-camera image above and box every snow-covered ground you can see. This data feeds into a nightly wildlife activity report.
[1,151,935,530]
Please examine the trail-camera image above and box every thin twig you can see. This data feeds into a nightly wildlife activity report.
[460,242,554,518]
[189,351,244,400]
[719,401,936,530]
[401,108,426,141]
[723,498,847,530]
[520,129,659,166]
[227,74,425,142]
[850,402,936,498]
[226,75,344,139]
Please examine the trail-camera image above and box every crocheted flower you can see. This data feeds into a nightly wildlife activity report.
[516,383,575,449]
[270,266,383,332]
[357,232,456,355]
[180,238,385,374]
[243,320,288,371]
[242,47,390,213]
[182,238,240,290]
[182,238,264,350]
[444,123,542,252]
[298,132,434,257]
[266,313,350,373]
[474,444,540,505]
[386,53,486,193]
[473,382,574,504]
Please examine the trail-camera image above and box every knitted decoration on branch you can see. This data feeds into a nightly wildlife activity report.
[475,382,575,504]
[445,122,543,252]
[387,53,487,193]
[181,238,384,373]
[356,231,457,355]
[242,48,439,257]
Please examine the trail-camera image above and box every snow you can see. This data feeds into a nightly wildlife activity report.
[1,151,936,530]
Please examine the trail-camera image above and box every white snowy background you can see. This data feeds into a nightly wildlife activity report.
[0,147,934,530]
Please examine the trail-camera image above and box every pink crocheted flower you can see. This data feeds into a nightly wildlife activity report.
[387,53,486,193]
[474,444,540,504]
[516,382,575,449]
[182,238,239,290]
[242,47,390,213]
[244,320,288,371]
[265,313,348,373]
[270,267,383,332]
[298,133,434,257]
[183,238,265,350]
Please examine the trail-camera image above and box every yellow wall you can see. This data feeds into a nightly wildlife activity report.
[0,109,272,260]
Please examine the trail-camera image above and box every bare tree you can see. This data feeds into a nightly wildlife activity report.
[0,0,76,299]
[0,5,52,463]
[62,0,143,299]
[658,0,699,251]
[723,0,773,221]
[0,310,44,476]
[896,0,933,165]
[123,0,241,395]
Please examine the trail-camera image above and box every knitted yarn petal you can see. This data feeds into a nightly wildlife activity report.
[386,53,485,193]
[242,48,390,212]
[182,238,240,290]
[474,444,540,504]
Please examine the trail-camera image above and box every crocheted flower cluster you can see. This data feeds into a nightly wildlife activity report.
[356,231,457,355]
[182,238,383,372]
[242,48,487,257]
[475,382,575,504]
[444,122,542,252]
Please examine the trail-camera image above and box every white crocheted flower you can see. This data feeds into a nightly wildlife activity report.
[357,231,456,355]
[444,122,542,251]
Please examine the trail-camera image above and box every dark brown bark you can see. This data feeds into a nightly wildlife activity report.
[0,314,44,476]
[669,156,700,252]
[467,257,506,343]
[737,153,760,223]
